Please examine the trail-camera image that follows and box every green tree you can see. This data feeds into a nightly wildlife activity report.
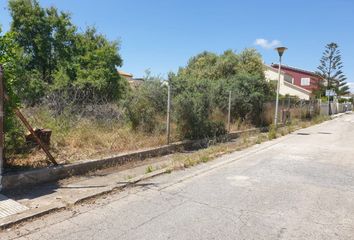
[123,77,167,132]
[174,79,226,139]
[171,48,273,138]
[175,50,241,84]
[236,48,265,78]
[212,74,273,124]
[8,0,126,105]
[58,27,126,104]
[0,27,25,153]
[9,0,76,84]
[317,42,350,97]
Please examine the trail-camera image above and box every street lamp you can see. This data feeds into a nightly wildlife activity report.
[274,47,287,127]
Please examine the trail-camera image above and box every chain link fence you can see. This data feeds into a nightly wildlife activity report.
[3,78,353,170]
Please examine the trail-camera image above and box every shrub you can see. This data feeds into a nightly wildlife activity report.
[125,96,158,132]
[4,116,25,154]
[1,29,27,155]
[145,165,154,173]
[174,89,226,140]
[268,124,277,140]
[172,49,274,127]
[124,79,167,133]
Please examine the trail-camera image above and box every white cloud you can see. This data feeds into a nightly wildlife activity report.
[254,38,281,49]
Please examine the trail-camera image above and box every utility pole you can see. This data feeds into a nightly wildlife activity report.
[0,64,4,191]
[166,79,171,145]
[227,91,231,132]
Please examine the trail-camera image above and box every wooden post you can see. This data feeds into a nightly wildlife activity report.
[4,94,57,165]
[0,65,4,191]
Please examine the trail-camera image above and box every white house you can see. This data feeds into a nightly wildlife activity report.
[264,65,312,100]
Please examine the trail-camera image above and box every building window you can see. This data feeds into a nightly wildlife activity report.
[301,78,310,86]
[284,75,294,84]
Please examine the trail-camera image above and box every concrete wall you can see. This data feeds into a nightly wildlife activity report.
[319,102,352,115]
[2,129,260,190]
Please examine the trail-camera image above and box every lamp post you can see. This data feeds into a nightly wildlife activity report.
[274,47,287,128]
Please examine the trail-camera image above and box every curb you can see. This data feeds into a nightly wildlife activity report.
[330,111,351,119]
[69,168,169,205]
[0,168,169,230]
[2,129,260,191]
[0,202,66,230]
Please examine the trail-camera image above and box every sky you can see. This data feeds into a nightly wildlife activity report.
[1,0,354,92]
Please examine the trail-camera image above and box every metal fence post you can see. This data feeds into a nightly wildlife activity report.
[227,91,231,132]
[166,80,171,145]
[0,65,4,191]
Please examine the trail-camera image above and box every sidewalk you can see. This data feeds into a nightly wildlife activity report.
[0,128,261,229]
[0,155,174,229]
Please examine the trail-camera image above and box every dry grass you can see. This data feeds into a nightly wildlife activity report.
[210,108,254,132]
[229,119,253,132]
[171,131,265,169]
[169,114,330,172]
[6,107,178,169]
[7,124,171,169]
[61,121,168,162]
[6,105,330,170]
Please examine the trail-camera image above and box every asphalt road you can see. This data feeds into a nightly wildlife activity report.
[3,113,354,240]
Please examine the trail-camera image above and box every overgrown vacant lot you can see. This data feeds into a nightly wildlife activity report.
[5,103,329,171]
[5,109,248,169]
[6,106,173,169]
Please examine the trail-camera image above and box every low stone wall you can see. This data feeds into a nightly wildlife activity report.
[2,128,261,190]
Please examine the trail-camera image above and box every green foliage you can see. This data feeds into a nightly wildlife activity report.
[2,1,274,157]
[1,0,128,154]
[9,0,76,83]
[145,165,154,174]
[237,48,265,77]
[174,49,264,85]
[8,0,126,105]
[73,28,123,93]
[268,124,277,140]
[174,80,226,139]
[212,74,273,124]
[124,79,167,132]
[0,27,25,154]
[317,42,350,97]
[53,27,126,104]
[172,48,273,138]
